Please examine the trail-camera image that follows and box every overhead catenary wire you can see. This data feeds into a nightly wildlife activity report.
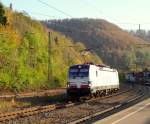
[81,0,150,30]
[28,12,58,19]
[13,1,150,38]
[25,8,150,31]
[45,20,140,33]
[37,0,73,18]
[36,0,135,27]
[82,0,119,23]
[10,0,150,30]
[8,1,150,30]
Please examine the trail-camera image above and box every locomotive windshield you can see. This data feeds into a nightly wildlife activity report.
[69,65,89,78]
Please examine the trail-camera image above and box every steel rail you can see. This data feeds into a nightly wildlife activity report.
[69,86,148,124]
[0,89,130,122]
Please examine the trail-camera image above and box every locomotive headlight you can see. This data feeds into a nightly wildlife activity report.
[88,81,92,87]
[67,82,70,88]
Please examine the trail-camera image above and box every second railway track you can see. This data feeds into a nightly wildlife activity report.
[69,86,149,124]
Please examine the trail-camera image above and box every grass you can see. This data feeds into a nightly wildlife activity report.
[0,92,66,113]
[0,99,31,113]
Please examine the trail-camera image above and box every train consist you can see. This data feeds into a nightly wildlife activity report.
[125,69,150,85]
[67,63,119,98]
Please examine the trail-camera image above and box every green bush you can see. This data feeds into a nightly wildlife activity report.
[0,11,102,91]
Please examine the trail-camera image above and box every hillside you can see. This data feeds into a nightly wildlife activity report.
[44,18,150,70]
[0,9,102,91]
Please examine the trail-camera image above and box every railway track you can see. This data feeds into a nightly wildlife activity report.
[0,88,131,123]
[69,86,149,124]
[31,86,144,124]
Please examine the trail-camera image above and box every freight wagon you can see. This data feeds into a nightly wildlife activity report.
[67,63,119,98]
[125,72,136,83]
[125,69,150,85]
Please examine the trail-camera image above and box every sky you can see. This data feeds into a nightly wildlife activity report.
[1,0,150,30]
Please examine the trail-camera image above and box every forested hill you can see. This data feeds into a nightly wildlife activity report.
[44,18,150,70]
[0,5,102,91]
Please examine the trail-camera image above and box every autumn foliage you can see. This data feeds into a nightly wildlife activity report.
[0,6,101,91]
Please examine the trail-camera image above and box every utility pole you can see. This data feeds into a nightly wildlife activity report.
[10,3,12,10]
[139,24,141,31]
[48,32,52,83]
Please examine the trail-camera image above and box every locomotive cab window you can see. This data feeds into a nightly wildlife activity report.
[69,65,89,78]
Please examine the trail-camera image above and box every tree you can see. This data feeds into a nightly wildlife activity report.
[0,2,7,26]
